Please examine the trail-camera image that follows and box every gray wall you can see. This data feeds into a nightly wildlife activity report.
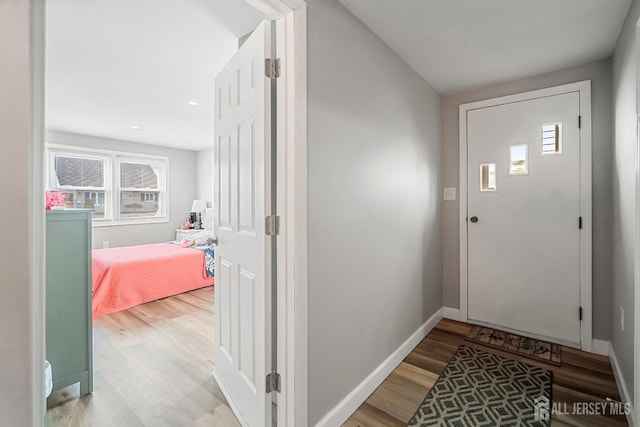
[306,0,442,424]
[441,59,614,341]
[47,130,198,248]
[0,0,39,424]
[196,147,213,208]
[611,0,639,403]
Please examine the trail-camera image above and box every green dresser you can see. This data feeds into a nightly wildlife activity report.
[46,209,93,396]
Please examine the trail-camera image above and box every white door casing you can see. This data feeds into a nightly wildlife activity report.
[213,21,273,427]
[459,81,593,351]
[274,6,308,427]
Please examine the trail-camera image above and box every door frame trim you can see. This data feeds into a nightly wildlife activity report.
[634,18,640,426]
[29,1,46,424]
[458,80,593,352]
[274,4,308,427]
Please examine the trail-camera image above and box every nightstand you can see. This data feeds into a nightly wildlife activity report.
[176,229,202,241]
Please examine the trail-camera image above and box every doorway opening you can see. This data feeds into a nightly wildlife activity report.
[42,1,276,425]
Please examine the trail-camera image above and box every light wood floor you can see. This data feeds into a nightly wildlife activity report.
[46,287,241,427]
[344,319,628,427]
[47,301,628,427]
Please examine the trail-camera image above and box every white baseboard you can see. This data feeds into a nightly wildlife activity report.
[314,307,444,427]
[609,344,635,427]
[591,339,610,356]
[443,307,461,321]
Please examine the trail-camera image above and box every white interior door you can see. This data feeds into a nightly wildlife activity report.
[467,91,582,347]
[213,21,273,427]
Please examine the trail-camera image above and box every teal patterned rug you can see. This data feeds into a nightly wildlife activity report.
[408,345,552,427]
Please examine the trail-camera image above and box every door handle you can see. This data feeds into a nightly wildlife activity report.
[470,216,479,223]
[210,236,219,245]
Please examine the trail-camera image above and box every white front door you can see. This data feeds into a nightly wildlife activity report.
[466,90,582,347]
[213,21,273,427]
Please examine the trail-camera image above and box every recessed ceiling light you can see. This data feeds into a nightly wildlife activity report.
[188,101,199,107]
[132,126,142,131]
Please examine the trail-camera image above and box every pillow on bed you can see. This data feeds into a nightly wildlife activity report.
[186,230,215,246]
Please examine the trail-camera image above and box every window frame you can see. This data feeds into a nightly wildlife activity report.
[46,144,170,226]
[116,156,168,221]
[509,144,529,175]
[479,163,497,192]
[47,148,111,221]
[541,122,563,155]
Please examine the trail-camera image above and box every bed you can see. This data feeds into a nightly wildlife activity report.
[92,230,215,317]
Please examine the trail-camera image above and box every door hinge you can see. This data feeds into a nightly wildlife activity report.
[578,115,582,129]
[266,372,281,393]
[266,215,280,236]
[579,306,583,321]
[265,58,281,79]
[579,216,582,229]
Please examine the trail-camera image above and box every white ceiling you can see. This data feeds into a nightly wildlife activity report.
[46,0,264,151]
[48,1,633,150]
[338,0,632,94]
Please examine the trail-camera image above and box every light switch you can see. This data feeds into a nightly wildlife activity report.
[443,187,456,201]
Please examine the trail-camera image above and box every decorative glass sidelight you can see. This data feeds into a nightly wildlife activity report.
[480,163,496,191]
[509,144,528,175]
[542,123,562,154]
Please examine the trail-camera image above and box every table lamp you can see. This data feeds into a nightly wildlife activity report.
[190,199,207,229]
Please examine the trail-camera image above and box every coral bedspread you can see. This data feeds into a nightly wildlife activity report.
[92,243,214,317]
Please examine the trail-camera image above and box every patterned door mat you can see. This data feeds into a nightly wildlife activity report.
[408,345,552,427]
[466,326,562,366]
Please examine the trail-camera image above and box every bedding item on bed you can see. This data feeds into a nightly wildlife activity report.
[193,244,215,277]
[189,230,215,246]
[169,238,215,276]
[173,230,215,247]
[92,243,214,317]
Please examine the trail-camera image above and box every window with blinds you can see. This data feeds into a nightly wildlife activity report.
[50,154,108,218]
[119,160,163,218]
[47,146,168,224]
[542,123,562,154]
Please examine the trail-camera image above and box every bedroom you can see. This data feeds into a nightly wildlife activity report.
[43,0,266,425]
[7,0,640,426]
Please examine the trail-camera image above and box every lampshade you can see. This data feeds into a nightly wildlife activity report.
[191,199,207,213]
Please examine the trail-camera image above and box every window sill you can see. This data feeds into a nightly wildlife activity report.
[92,217,169,227]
